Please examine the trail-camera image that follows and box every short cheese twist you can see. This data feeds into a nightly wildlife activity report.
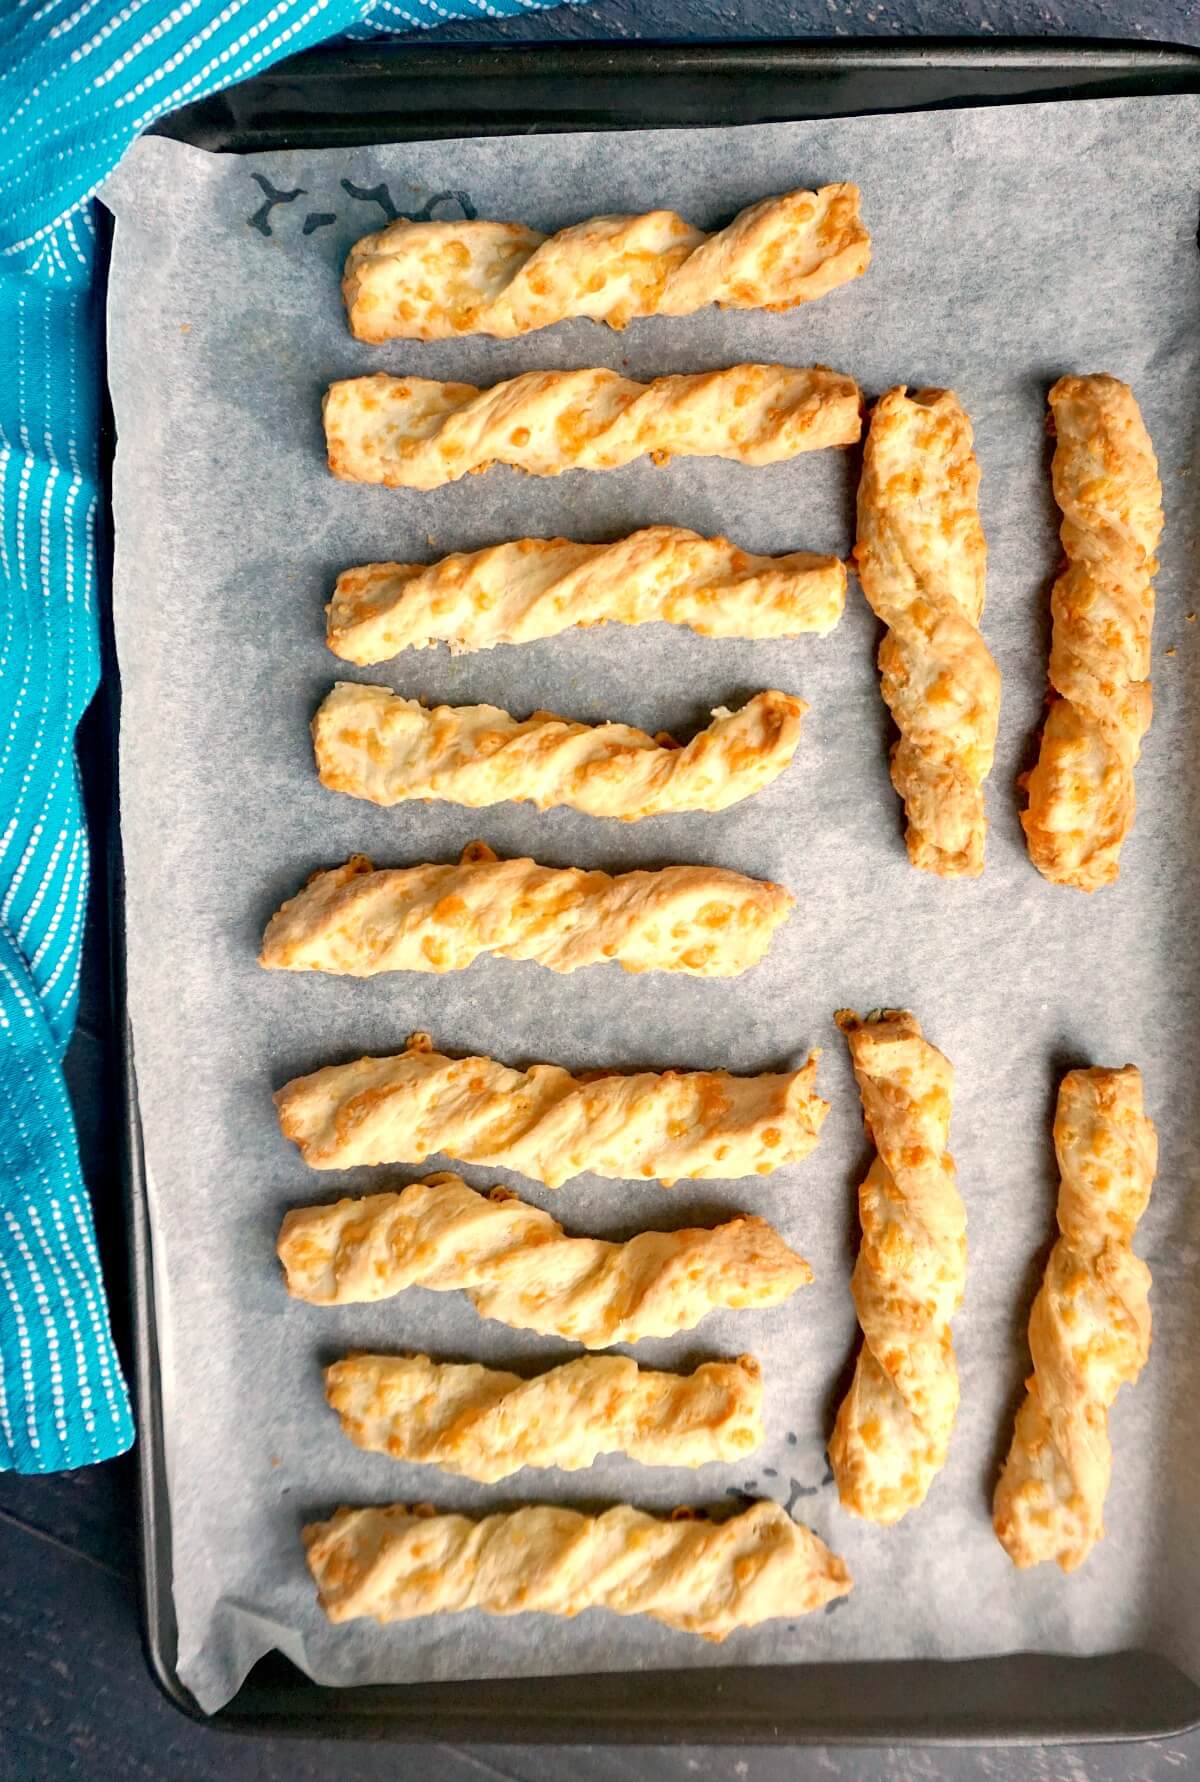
[854,387,1000,877]
[323,364,862,491]
[829,1010,966,1524]
[1022,376,1163,892]
[326,526,846,663]
[342,184,870,342]
[274,1032,829,1188]
[312,682,805,821]
[277,1173,813,1347]
[305,1499,852,1638]
[325,1351,764,1481]
[993,1066,1156,1571]
[259,844,794,979]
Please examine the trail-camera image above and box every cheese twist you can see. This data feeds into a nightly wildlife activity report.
[993,1066,1156,1571]
[829,1010,966,1524]
[326,526,847,664]
[305,1499,852,1638]
[323,364,862,491]
[1022,376,1163,892]
[312,682,805,820]
[854,387,1000,877]
[274,1032,829,1188]
[325,1351,764,1481]
[342,184,870,342]
[277,1173,813,1347]
[259,844,794,979]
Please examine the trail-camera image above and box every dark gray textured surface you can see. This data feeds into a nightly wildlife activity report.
[430,0,1192,41]
[4,1,1199,1774]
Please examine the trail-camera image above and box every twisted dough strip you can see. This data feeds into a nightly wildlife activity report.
[1022,375,1163,892]
[327,526,846,664]
[278,1172,812,1346]
[343,185,870,342]
[994,1066,1156,1571]
[323,364,862,491]
[305,1499,851,1638]
[829,1009,966,1524]
[313,682,805,820]
[325,1351,764,1481]
[275,1031,828,1188]
[260,843,794,979]
[854,387,1000,877]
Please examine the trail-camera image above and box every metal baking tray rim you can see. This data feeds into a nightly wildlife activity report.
[106,33,1200,1741]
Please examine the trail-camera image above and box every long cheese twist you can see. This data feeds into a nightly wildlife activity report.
[993,1066,1156,1571]
[274,1031,829,1188]
[312,682,805,820]
[305,1499,852,1638]
[327,526,847,664]
[854,387,1000,877]
[1022,375,1163,892]
[828,1009,966,1524]
[343,185,870,342]
[323,364,862,491]
[325,1351,764,1481]
[260,844,794,979]
[277,1172,813,1346]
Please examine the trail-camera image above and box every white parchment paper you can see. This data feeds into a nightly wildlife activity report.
[101,97,1200,1714]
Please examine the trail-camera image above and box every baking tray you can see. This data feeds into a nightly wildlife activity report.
[105,36,1200,1741]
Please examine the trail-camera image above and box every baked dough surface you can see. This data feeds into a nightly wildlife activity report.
[260,844,794,979]
[993,1065,1156,1570]
[326,526,846,663]
[322,364,862,491]
[854,387,999,877]
[274,1031,829,1187]
[312,682,805,820]
[828,1009,966,1523]
[325,1351,764,1480]
[277,1172,813,1346]
[305,1499,851,1638]
[1022,375,1163,892]
[343,185,870,341]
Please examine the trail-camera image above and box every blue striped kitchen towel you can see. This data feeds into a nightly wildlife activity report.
[0,0,578,1474]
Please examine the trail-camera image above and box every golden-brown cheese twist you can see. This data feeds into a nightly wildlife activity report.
[343,185,870,342]
[274,1031,828,1188]
[323,364,862,491]
[854,387,1000,877]
[327,526,847,664]
[278,1172,813,1346]
[325,1351,764,1481]
[829,1010,966,1523]
[259,844,794,979]
[305,1499,852,1638]
[312,682,805,821]
[993,1066,1156,1571]
[1022,376,1163,892]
